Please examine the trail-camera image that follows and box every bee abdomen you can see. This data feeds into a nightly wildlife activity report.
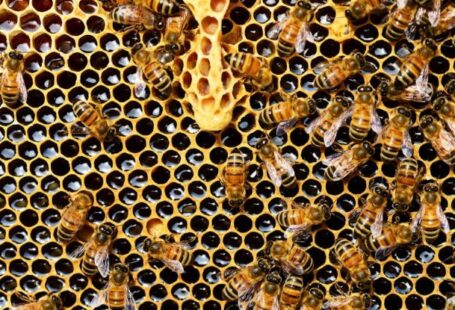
[278,39,295,57]
[1,92,20,108]
[381,145,399,161]
[81,261,98,276]
[280,276,304,306]
[56,225,76,243]
[281,173,297,189]
[149,0,179,15]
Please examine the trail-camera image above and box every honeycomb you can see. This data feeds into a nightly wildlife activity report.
[0,0,453,309]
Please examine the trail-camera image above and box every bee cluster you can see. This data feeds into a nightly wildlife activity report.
[0,0,454,309]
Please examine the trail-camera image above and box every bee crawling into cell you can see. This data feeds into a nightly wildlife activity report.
[247,270,282,310]
[132,43,173,99]
[11,292,63,310]
[276,197,332,239]
[109,4,166,32]
[220,148,250,210]
[306,95,352,148]
[89,263,136,310]
[419,114,455,165]
[323,142,375,182]
[56,191,94,244]
[143,234,194,274]
[224,52,274,91]
[412,180,450,244]
[266,238,314,275]
[255,136,297,190]
[0,51,27,109]
[69,223,117,277]
[267,0,317,57]
[222,257,273,302]
[313,52,376,90]
[350,184,389,240]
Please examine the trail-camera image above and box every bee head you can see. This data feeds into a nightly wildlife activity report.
[353,271,372,290]
[419,115,437,134]
[392,202,409,212]
[144,239,161,254]
[104,126,117,143]
[295,1,312,19]
[423,38,437,51]
[250,259,268,278]
[257,257,272,272]
[332,96,350,115]
[346,1,366,20]
[395,107,412,126]
[396,223,413,242]
[358,85,372,93]
[269,240,287,259]
[112,263,129,284]
[378,81,390,97]
[423,180,439,203]
[264,271,282,294]
[353,52,366,67]
[50,295,63,310]
[131,43,151,65]
[96,223,116,244]
[362,293,372,308]
[74,191,94,209]
[446,80,455,95]
[228,196,244,209]
[371,186,388,205]
[7,51,23,70]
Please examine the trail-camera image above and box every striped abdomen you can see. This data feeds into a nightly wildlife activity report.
[280,275,304,308]
[278,22,300,56]
[223,149,246,186]
[335,239,362,270]
[108,286,127,309]
[421,205,441,243]
[227,53,262,77]
[364,227,395,253]
[222,271,253,300]
[1,71,20,108]
[276,209,306,227]
[56,210,85,243]
[354,207,378,240]
[74,101,100,128]
[147,0,179,15]
[395,54,427,90]
[287,245,314,274]
[81,243,99,276]
[350,105,372,142]
[259,101,293,126]
[143,61,171,95]
[384,6,416,41]
[314,65,347,89]
[312,118,333,147]
[381,127,404,161]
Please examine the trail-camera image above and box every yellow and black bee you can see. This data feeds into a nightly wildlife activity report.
[268,239,314,275]
[110,4,165,31]
[391,158,422,211]
[349,85,382,142]
[383,0,419,41]
[220,148,248,209]
[73,100,117,142]
[11,292,63,310]
[0,51,27,108]
[420,115,455,165]
[225,52,273,90]
[279,275,304,310]
[380,107,413,162]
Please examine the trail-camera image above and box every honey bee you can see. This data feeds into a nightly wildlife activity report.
[360,222,416,259]
[344,0,387,21]
[334,238,372,290]
[419,115,455,165]
[380,107,413,162]
[143,234,193,273]
[393,39,437,91]
[224,52,273,90]
[222,257,272,301]
[56,191,94,244]
[349,85,382,142]
[259,94,315,134]
[255,137,297,189]
[276,198,332,237]
[267,1,315,57]
[419,2,455,37]
[267,239,314,275]
[391,158,422,211]
[69,223,117,277]
[110,4,165,31]
[100,0,180,15]
[324,292,370,310]
[323,142,375,182]
[90,263,135,310]
[446,78,455,100]
[351,185,388,240]
[279,275,304,310]
[313,52,373,90]
[412,180,450,243]
[12,292,63,310]
[131,43,172,98]
[220,148,248,209]
[305,96,351,148]
[73,100,117,142]
[383,0,419,41]
[249,271,282,310]
[300,287,325,310]
[433,94,455,136]
[0,51,27,108]
[163,6,192,55]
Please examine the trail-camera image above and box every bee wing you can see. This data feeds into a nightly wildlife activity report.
[324,296,352,308]
[163,259,185,274]
[17,72,27,104]
[323,107,352,147]
[94,245,110,278]
[322,151,343,166]
[325,150,357,181]
[400,84,433,103]
[12,291,36,305]
[223,268,240,281]
[445,119,455,136]
[412,205,425,232]
[239,282,260,303]
[371,211,384,239]
[275,151,295,175]
[438,127,455,157]
[68,242,89,259]
[276,118,298,136]
[437,204,450,233]
[397,0,408,9]
[126,286,136,310]
[427,0,441,26]
[265,160,282,187]
[372,108,383,134]
[267,12,289,38]
[295,23,313,53]
[349,208,362,226]
[134,68,147,98]
[285,224,310,239]
[374,246,396,260]
[402,130,413,158]
[89,284,109,308]
[438,5,455,28]
[305,116,322,134]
